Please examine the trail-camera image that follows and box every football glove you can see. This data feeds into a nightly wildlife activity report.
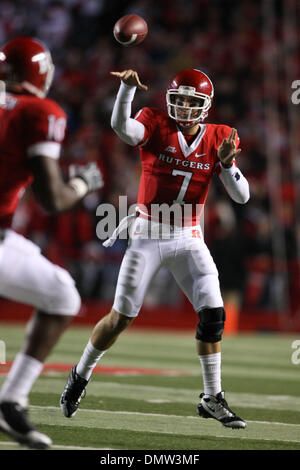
[69,162,104,192]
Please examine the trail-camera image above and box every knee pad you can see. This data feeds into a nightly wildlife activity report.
[195,307,226,343]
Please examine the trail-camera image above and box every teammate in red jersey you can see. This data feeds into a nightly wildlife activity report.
[61,69,249,429]
[0,37,103,449]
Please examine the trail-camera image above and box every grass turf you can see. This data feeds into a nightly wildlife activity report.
[0,323,299,450]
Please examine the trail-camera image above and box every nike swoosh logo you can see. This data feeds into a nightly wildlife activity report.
[195,153,206,158]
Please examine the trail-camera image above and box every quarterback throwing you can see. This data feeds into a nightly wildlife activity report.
[61,68,249,429]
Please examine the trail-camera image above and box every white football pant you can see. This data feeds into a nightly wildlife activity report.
[113,217,223,317]
[0,230,80,316]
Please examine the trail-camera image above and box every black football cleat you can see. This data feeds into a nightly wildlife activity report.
[197,390,247,429]
[60,365,89,418]
[0,401,52,449]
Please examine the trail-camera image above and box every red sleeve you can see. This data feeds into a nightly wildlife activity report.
[23,98,67,159]
[134,107,157,147]
[213,125,240,175]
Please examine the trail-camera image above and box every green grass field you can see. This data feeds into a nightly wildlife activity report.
[0,322,300,451]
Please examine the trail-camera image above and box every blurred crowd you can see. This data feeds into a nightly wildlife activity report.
[1,0,299,317]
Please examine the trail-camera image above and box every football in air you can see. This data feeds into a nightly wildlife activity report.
[113,14,148,47]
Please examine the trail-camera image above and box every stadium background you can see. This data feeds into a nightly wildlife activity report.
[0,0,299,333]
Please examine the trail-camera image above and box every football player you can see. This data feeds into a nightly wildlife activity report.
[0,37,103,449]
[61,69,249,429]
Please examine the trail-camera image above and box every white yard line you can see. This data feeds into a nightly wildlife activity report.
[2,374,299,411]
[0,440,113,450]
[31,405,300,428]
[1,405,299,448]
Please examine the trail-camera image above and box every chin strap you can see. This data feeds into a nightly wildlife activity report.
[176,117,202,128]
[20,81,46,98]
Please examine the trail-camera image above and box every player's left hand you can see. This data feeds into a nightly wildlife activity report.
[217,128,241,168]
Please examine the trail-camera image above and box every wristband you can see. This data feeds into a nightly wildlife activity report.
[220,163,236,174]
[221,162,233,169]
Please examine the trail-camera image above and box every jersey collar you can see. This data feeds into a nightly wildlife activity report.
[177,124,206,158]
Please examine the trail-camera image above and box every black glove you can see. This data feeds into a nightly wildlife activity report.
[69,162,104,192]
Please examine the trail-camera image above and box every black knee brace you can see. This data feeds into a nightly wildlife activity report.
[195,307,226,343]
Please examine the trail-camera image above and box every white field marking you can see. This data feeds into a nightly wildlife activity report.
[220,436,300,444]
[26,405,300,445]
[22,377,300,412]
[248,420,300,427]
[2,374,299,411]
[0,441,114,450]
[147,399,171,403]
[31,405,300,428]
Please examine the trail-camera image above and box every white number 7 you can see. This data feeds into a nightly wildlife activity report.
[172,169,193,204]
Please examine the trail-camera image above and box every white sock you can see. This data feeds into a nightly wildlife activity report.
[0,353,43,405]
[76,340,106,380]
[199,352,222,396]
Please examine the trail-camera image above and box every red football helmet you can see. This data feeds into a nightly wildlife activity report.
[0,37,54,98]
[166,69,214,127]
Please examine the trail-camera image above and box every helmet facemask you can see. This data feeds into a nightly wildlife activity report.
[166,86,212,127]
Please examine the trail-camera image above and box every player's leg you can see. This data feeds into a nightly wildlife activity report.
[83,240,162,375]
[168,234,246,428]
[90,307,134,350]
[22,310,72,361]
[0,230,81,448]
[59,307,135,419]
[60,232,162,418]
[169,239,224,394]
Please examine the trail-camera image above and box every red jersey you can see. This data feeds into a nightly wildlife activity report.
[0,93,66,228]
[135,107,239,225]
